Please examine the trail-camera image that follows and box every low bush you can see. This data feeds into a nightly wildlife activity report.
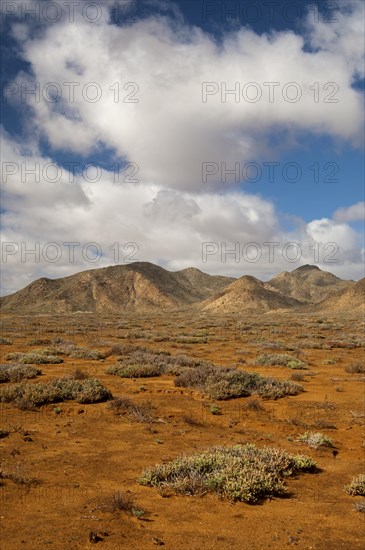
[290,372,305,382]
[105,348,303,400]
[70,368,90,380]
[139,444,318,504]
[96,490,137,513]
[5,352,63,364]
[345,474,365,496]
[246,398,265,411]
[353,501,365,512]
[0,463,39,487]
[68,347,105,360]
[0,377,112,409]
[106,364,162,378]
[298,432,334,449]
[0,364,41,383]
[345,363,365,374]
[27,339,51,346]
[0,337,13,345]
[256,354,308,370]
[23,353,64,364]
[174,365,303,400]
[108,397,156,423]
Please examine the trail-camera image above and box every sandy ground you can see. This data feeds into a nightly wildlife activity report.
[0,312,364,549]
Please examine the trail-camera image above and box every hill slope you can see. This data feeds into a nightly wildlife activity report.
[264,265,353,304]
[203,275,302,313]
[309,278,365,313]
[0,263,234,313]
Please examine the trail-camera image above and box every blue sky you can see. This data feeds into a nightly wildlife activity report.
[0,0,364,294]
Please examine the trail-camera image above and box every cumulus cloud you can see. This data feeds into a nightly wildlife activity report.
[1,131,364,294]
[333,202,365,223]
[3,1,364,191]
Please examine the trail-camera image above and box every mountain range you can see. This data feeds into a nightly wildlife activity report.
[0,262,363,314]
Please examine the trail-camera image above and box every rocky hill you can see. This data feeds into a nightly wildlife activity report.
[203,275,302,313]
[264,265,353,304]
[307,277,365,313]
[0,263,234,313]
[0,262,360,314]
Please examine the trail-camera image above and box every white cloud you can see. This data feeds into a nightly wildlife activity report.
[333,202,365,223]
[1,132,364,294]
[4,2,364,191]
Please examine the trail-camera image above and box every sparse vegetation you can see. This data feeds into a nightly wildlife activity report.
[345,363,365,374]
[139,444,318,503]
[0,364,41,383]
[0,377,112,409]
[4,352,63,364]
[106,363,162,378]
[209,404,221,415]
[27,338,51,346]
[0,462,39,487]
[290,372,305,382]
[256,354,308,370]
[0,337,13,345]
[246,397,265,411]
[353,501,365,512]
[298,432,334,449]
[70,368,90,380]
[182,414,204,427]
[108,397,156,423]
[345,475,365,496]
[68,347,105,360]
[174,364,303,400]
[96,490,139,514]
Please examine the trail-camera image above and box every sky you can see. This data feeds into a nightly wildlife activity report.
[0,0,364,295]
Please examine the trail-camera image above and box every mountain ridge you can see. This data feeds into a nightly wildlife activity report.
[0,262,361,314]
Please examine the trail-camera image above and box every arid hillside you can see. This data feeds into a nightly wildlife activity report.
[203,275,302,313]
[0,262,360,314]
[307,277,365,313]
[264,264,354,304]
[0,263,234,313]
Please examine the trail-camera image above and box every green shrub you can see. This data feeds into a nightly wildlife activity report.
[345,474,365,496]
[139,444,317,504]
[210,404,221,415]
